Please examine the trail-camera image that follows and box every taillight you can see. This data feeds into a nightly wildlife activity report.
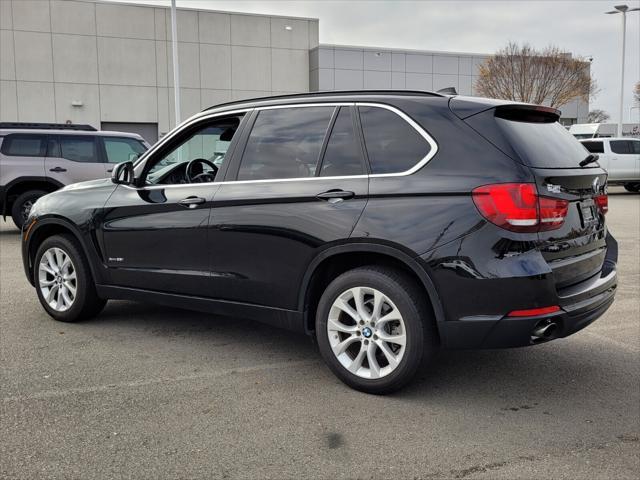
[538,196,569,230]
[595,194,608,215]
[472,183,568,232]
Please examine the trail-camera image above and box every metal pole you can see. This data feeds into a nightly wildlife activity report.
[617,11,626,137]
[171,0,181,127]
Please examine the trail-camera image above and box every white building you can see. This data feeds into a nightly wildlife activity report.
[0,0,588,143]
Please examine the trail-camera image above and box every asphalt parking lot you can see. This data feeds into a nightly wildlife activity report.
[1,187,638,479]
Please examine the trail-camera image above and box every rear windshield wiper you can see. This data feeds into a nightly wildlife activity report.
[579,154,599,167]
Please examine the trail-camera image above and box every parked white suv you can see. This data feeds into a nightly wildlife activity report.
[0,123,149,228]
[580,137,640,192]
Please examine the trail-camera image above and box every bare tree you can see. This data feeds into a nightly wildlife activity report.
[475,42,597,108]
[586,109,610,123]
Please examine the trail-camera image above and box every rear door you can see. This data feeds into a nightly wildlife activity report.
[208,104,369,310]
[45,134,106,185]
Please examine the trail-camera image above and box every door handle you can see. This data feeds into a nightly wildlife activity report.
[107,168,113,173]
[178,196,206,209]
[316,190,355,202]
[49,167,67,173]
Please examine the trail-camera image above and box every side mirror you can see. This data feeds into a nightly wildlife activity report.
[111,161,134,185]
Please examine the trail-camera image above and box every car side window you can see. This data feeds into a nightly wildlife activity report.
[237,107,334,181]
[58,136,98,162]
[582,141,604,154]
[358,106,431,174]
[0,134,46,157]
[631,141,640,154]
[146,116,242,184]
[319,107,364,177]
[103,137,147,164]
[610,140,631,154]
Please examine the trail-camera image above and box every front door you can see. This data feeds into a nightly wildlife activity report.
[209,105,369,311]
[100,135,149,177]
[100,113,247,297]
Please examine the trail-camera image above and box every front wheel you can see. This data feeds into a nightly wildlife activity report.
[34,235,106,322]
[315,266,436,394]
[624,183,640,193]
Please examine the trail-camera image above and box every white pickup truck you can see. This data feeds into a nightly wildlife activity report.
[580,137,640,192]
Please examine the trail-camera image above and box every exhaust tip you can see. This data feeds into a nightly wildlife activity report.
[531,320,559,343]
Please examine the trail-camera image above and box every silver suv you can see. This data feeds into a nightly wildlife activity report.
[0,123,149,228]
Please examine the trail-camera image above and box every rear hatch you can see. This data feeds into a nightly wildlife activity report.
[458,102,609,291]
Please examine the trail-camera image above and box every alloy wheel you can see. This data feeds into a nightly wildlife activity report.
[38,247,77,312]
[327,286,406,379]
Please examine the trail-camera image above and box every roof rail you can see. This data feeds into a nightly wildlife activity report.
[203,89,443,112]
[0,122,97,131]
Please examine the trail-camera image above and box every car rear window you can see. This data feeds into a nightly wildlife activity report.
[582,141,604,153]
[0,134,46,157]
[358,106,431,174]
[495,118,593,169]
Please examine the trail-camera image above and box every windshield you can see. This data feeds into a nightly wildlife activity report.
[496,118,594,169]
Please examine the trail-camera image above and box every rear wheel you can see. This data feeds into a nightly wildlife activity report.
[11,190,46,229]
[315,266,436,394]
[624,183,640,193]
[34,235,106,322]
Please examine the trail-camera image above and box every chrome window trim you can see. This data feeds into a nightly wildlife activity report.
[132,101,438,190]
[356,102,439,178]
[132,107,252,170]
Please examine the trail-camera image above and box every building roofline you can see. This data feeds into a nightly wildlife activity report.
[316,43,491,58]
[92,0,319,22]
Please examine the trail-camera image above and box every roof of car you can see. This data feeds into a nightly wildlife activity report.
[580,137,640,141]
[202,90,448,113]
[0,128,145,140]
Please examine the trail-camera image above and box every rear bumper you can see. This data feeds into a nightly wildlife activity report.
[438,234,618,349]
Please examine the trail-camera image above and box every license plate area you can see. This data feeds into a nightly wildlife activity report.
[579,203,596,227]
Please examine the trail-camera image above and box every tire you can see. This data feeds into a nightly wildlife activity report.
[315,266,437,394]
[623,183,640,193]
[33,234,106,322]
[11,190,46,229]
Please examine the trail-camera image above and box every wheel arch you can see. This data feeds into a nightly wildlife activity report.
[2,177,63,217]
[299,242,445,335]
[25,217,103,287]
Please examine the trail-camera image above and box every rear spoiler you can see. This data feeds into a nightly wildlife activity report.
[494,105,561,123]
[449,97,561,123]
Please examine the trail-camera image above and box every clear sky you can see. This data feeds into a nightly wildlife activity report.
[109,0,640,123]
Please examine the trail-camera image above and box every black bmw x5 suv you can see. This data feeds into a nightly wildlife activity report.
[22,91,617,393]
